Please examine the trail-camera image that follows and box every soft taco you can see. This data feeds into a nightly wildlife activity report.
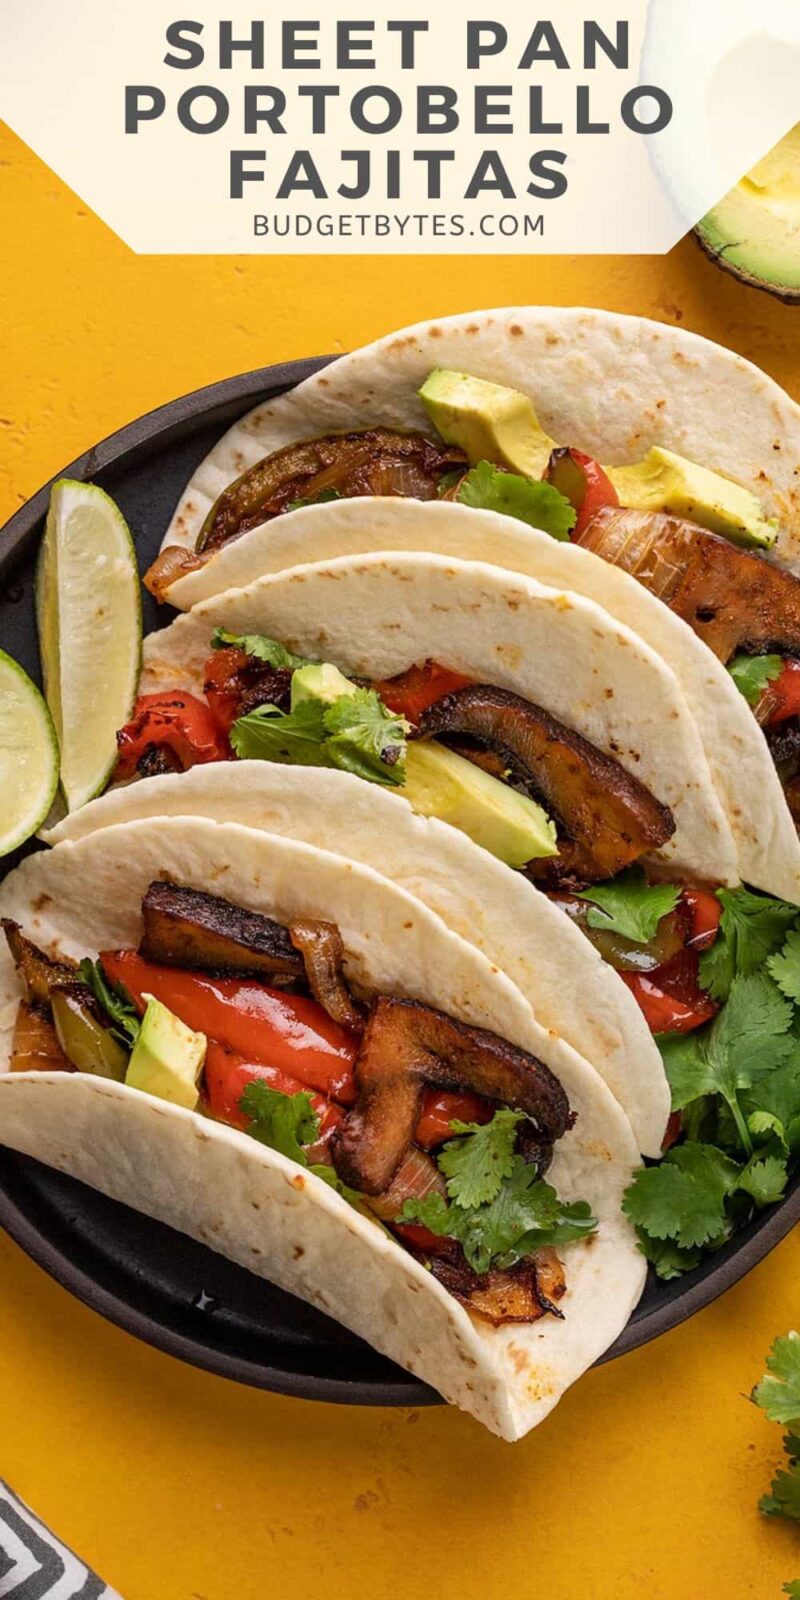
[91,551,743,1153]
[0,817,645,1440]
[144,306,800,906]
[46,762,667,1156]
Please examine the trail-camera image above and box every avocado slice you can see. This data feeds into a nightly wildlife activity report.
[419,369,555,480]
[420,369,778,552]
[606,447,778,551]
[695,124,800,304]
[403,741,557,869]
[292,652,558,863]
[291,660,356,710]
[125,994,206,1109]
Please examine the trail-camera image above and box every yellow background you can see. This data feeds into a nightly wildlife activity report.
[1,122,799,1599]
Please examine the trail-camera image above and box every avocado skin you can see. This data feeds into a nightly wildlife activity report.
[694,225,800,305]
[693,125,800,305]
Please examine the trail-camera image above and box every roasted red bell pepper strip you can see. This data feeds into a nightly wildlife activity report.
[100,950,358,1103]
[661,1111,683,1152]
[415,1088,493,1149]
[621,949,718,1035]
[115,692,230,780]
[203,1042,344,1139]
[392,1221,454,1255]
[759,659,800,726]
[545,447,619,540]
[374,660,474,723]
[681,886,722,951]
[202,647,253,734]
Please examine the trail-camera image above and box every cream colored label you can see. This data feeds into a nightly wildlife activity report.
[0,0,798,254]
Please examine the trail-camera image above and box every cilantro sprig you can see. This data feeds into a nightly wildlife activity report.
[753,1331,800,1427]
[699,886,797,1003]
[79,958,141,1047]
[728,652,783,707]
[437,1108,524,1207]
[456,461,577,539]
[402,1159,595,1275]
[768,930,800,1004]
[579,869,680,945]
[232,686,407,785]
[623,1143,739,1253]
[239,1082,363,1206]
[752,1332,800,1533]
[240,1081,320,1165]
[622,885,800,1278]
[401,1110,596,1274]
[210,627,310,670]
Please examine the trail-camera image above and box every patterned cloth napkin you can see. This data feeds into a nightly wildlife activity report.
[0,1481,121,1598]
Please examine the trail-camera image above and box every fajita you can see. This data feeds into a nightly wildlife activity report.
[0,817,645,1440]
[143,307,800,905]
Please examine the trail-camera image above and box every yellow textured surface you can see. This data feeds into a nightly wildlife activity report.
[1,122,799,1599]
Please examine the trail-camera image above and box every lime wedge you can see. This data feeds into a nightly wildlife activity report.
[0,649,59,855]
[36,480,142,811]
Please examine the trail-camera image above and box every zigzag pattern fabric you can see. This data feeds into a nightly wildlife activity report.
[0,1481,120,1599]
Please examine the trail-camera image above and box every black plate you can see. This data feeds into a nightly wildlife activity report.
[1,359,799,1407]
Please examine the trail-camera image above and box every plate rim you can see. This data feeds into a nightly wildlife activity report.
[2,355,799,1405]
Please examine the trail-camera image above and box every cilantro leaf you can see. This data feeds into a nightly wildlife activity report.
[402,1156,596,1274]
[230,687,407,787]
[237,1098,372,1220]
[210,627,310,670]
[699,887,798,1002]
[753,1332,800,1425]
[240,1082,319,1166]
[727,652,783,707]
[737,1154,789,1206]
[783,1582,800,1596]
[401,1190,452,1237]
[657,976,793,1155]
[769,930,800,1004]
[322,689,407,786]
[752,1334,800,1534]
[622,1142,740,1250]
[706,973,794,1096]
[658,1031,714,1112]
[437,1109,525,1209]
[230,698,329,765]
[634,1230,703,1279]
[579,870,680,945]
[742,1053,800,1154]
[457,461,576,539]
[80,958,140,1047]
[286,487,342,512]
[760,1465,800,1522]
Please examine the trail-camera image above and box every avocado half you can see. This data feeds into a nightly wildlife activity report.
[694,124,800,304]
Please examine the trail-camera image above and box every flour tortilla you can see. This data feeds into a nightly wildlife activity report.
[157,305,800,903]
[163,306,800,563]
[0,817,645,1440]
[139,550,740,899]
[160,496,800,906]
[46,762,669,1156]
